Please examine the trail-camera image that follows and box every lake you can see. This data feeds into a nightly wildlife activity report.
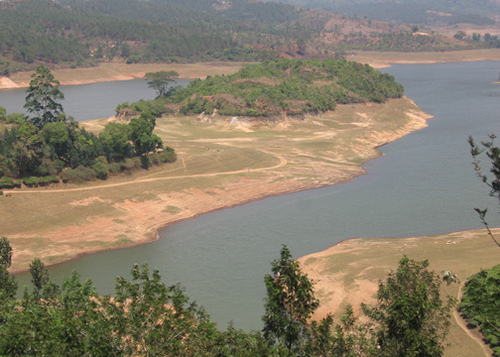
[8,61,500,330]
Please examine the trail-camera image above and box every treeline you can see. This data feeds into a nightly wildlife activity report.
[122,59,403,118]
[0,0,326,71]
[0,238,455,356]
[0,66,175,187]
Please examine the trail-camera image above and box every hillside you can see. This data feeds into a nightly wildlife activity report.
[0,0,489,74]
[271,0,500,27]
[161,58,404,117]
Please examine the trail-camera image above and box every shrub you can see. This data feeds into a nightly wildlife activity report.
[60,166,97,183]
[159,147,177,163]
[23,176,40,187]
[92,156,110,180]
[0,177,16,189]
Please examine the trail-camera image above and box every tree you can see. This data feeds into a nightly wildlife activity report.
[24,65,65,129]
[363,256,455,357]
[144,70,179,98]
[0,237,16,299]
[128,117,162,158]
[262,244,319,354]
[454,31,467,40]
[468,134,500,248]
[29,258,50,298]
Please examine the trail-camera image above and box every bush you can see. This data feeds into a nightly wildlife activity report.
[92,156,110,180]
[22,176,40,187]
[109,162,122,174]
[60,166,97,183]
[0,177,16,189]
[159,147,177,163]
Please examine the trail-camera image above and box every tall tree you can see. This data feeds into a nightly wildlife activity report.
[24,65,65,129]
[363,256,455,357]
[262,244,319,354]
[144,70,179,98]
[0,237,16,299]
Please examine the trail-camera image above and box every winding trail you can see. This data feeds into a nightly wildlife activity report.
[453,283,490,357]
[4,150,288,195]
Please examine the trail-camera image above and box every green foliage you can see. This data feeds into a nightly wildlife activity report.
[0,66,176,183]
[60,165,97,183]
[362,256,455,357]
[460,265,500,356]
[92,156,110,180]
[262,244,319,353]
[0,237,456,356]
[24,65,65,129]
[145,70,179,98]
[174,58,404,117]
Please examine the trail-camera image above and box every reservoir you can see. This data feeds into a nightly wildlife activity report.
[7,61,500,330]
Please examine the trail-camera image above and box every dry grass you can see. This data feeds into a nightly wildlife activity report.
[4,61,252,88]
[299,229,500,357]
[349,48,500,68]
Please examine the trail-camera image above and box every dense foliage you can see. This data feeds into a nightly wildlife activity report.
[0,240,454,356]
[0,0,322,69]
[363,257,455,357]
[140,59,403,117]
[460,265,500,356]
[0,66,176,185]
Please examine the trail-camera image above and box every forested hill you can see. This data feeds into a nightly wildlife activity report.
[270,0,500,26]
[127,59,404,118]
[0,0,488,74]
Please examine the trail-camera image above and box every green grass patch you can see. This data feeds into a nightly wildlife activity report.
[163,205,182,214]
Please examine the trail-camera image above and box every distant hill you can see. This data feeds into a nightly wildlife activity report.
[0,0,490,73]
[269,0,500,26]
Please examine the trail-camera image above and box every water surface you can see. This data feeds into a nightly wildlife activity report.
[13,61,500,330]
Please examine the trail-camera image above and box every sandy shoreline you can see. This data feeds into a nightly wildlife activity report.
[2,49,500,90]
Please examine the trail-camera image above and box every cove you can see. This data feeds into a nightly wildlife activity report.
[13,61,500,331]
[0,78,190,122]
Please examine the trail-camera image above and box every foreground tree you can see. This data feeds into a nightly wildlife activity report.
[262,244,319,354]
[363,256,455,357]
[468,134,500,248]
[24,65,65,129]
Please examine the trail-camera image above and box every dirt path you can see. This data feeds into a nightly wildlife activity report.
[453,284,490,357]
[5,150,287,194]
